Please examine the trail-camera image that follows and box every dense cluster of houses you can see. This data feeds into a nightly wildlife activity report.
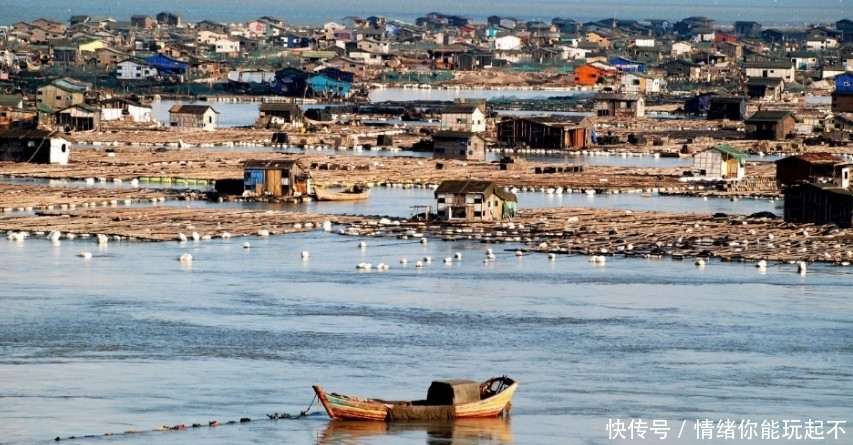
[1,13,852,93]
[2,12,853,223]
[1,12,852,131]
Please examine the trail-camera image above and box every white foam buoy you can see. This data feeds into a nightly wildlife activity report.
[548,253,556,260]
[96,234,109,244]
[358,241,367,248]
[454,252,462,259]
[301,251,310,259]
[79,252,92,259]
[178,253,193,263]
[415,261,423,268]
[400,258,408,264]
[443,257,453,263]
[756,260,767,268]
[695,258,706,266]
[797,261,807,274]
[177,232,187,242]
[420,237,427,244]
[423,256,432,263]
[243,242,251,249]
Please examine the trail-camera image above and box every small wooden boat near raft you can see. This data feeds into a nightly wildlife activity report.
[313,376,517,421]
[313,184,370,201]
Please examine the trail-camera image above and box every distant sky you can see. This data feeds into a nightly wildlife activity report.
[0,0,847,26]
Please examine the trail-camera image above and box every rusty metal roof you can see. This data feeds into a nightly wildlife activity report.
[168,104,219,115]
[242,159,300,170]
[779,152,845,165]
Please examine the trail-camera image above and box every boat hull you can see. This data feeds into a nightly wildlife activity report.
[313,377,518,422]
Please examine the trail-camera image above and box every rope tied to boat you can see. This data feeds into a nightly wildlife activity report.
[53,395,319,441]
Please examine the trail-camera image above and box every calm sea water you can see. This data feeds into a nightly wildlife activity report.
[1,226,852,445]
[1,177,783,217]
[0,0,844,27]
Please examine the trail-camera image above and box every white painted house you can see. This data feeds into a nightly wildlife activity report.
[494,35,522,51]
[115,59,158,80]
[214,38,240,56]
[228,69,277,84]
[440,105,486,132]
[691,145,748,180]
[620,73,662,93]
[634,38,656,48]
[356,38,389,54]
[806,37,838,51]
[0,129,71,165]
[743,61,795,83]
[100,98,153,123]
[671,41,692,57]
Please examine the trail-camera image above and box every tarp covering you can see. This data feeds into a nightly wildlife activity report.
[503,201,517,219]
[387,404,456,421]
[427,380,481,405]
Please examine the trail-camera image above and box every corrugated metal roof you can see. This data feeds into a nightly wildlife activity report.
[0,94,23,107]
[440,105,479,114]
[712,144,748,159]
[0,128,74,142]
[243,159,299,170]
[434,179,517,202]
[745,110,794,122]
[780,153,844,164]
[259,103,301,112]
[168,104,219,115]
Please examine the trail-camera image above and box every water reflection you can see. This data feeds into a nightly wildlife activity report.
[317,418,512,445]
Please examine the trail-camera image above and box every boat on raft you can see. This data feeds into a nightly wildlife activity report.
[312,376,518,421]
[313,184,371,201]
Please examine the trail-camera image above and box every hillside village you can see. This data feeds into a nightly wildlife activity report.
[3,11,853,245]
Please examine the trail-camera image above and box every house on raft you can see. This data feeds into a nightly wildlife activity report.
[256,102,303,129]
[775,152,846,187]
[168,104,219,131]
[691,144,749,180]
[434,179,517,222]
[241,159,312,197]
[744,110,797,140]
[432,131,486,161]
[496,115,593,150]
[783,167,853,227]
[55,103,101,131]
[0,128,72,164]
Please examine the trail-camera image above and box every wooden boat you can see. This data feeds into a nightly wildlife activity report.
[312,376,518,421]
[314,185,370,201]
